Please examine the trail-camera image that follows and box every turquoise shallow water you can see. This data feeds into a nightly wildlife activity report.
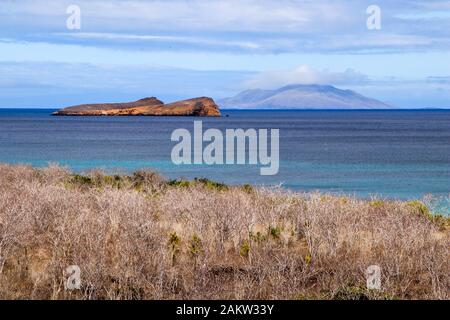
[0,109,449,207]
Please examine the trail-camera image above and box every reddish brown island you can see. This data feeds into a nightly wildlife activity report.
[52,97,221,117]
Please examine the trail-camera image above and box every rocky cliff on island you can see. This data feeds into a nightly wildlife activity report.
[52,97,221,117]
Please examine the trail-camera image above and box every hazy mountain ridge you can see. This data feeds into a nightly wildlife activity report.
[218,84,392,109]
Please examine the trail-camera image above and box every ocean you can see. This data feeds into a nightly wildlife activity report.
[1,108,449,202]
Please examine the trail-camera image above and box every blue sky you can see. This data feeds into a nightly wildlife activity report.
[0,0,449,108]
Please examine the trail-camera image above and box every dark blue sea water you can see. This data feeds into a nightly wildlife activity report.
[1,109,449,203]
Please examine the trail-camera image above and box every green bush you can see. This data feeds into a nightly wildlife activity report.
[168,232,181,264]
[189,234,203,256]
[369,200,385,208]
[407,200,432,220]
[167,179,192,188]
[239,240,250,258]
[241,184,254,194]
[194,178,228,191]
[269,226,281,240]
[432,214,450,230]
[68,174,92,186]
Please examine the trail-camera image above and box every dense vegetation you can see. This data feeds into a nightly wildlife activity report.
[0,164,448,299]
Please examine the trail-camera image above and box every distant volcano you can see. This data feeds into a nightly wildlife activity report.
[218,84,392,109]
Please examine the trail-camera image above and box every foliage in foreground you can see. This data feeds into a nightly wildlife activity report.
[0,164,448,300]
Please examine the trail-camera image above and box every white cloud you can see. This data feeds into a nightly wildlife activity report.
[1,0,450,53]
[0,0,315,32]
[54,32,261,50]
[244,65,369,89]
[326,34,436,49]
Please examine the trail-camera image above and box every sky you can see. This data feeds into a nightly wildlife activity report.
[0,0,449,108]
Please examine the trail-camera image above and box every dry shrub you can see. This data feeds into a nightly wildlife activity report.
[0,164,448,300]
